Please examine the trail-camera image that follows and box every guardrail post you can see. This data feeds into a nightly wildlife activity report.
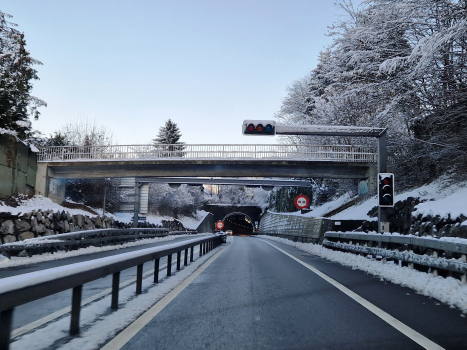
[136,264,143,294]
[177,251,181,270]
[167,254,172,276]
[461,254,467,283]
[408,249,414,269]
[184,249,188,266]
[199,244,203,257]
[190,246,194,262]
[154,258,160,283]
[432,251,438,276]
[111,272,120,310]
[70,285,83,336]
[0,308,13,350]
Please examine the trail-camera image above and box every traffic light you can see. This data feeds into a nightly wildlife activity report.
[378,173,394,207]
[242,120,276,136]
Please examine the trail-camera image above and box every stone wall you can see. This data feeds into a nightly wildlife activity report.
[361,197,467,238]
[0,134,37,198]
[0,209,197,245]
[0,210,131,244]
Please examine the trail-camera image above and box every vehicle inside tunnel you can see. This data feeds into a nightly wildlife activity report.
[222,213,256,235]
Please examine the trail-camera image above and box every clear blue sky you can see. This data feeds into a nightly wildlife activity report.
[3,1,354,145]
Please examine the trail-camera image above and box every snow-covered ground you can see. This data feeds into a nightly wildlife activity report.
[273,176,467,222]
[0,195,209,229]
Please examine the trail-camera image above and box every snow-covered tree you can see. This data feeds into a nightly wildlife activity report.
[0,10,46,139]
[153,119,183,144]
[275,0,467,188]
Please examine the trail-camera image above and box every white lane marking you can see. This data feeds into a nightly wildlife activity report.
[12,248,200,339]
[100,242,230,350]
[259,239,445,350]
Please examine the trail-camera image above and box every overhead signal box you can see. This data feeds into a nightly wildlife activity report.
[242,120,276,136]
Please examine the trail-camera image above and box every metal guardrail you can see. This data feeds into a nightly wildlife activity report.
[323,232,467,279]
[0,233,226,350]
[0,228,170,258]
[37,144,377,163]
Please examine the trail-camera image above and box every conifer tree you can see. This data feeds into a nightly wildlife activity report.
[153,119,182,144]
[0,10,46,139]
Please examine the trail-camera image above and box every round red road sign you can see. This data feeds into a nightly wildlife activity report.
[215,221,224,230]
[294,195,310,209]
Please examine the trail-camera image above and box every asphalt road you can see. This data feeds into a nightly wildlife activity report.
[115,236,467,350]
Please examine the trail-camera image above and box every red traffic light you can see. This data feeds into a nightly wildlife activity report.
[243,120,276,136]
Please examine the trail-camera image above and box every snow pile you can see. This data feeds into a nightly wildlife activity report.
[258,235,467,313]
[0,196,209,231]
[0,196,100,218]
[307,177,467,221]
[305,192,353,218]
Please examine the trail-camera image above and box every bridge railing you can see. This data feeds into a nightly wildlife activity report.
[37,144,377,163]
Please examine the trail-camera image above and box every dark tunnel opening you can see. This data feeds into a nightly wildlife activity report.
[222,213,256,235]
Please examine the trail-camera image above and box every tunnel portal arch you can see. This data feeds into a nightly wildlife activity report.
[222,212,255,232]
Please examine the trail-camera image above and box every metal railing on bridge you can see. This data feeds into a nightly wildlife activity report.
[37,144,377,163]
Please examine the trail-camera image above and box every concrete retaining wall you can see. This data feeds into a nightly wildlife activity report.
[0,134,37,198]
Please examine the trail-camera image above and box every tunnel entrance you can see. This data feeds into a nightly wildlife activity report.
[222,212,255,235]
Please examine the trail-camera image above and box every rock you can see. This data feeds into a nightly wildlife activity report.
[15,220,31,233]
[54,221,65,233]
[64,220,70,232]
[20,212,32,220]
[1,220,14,235]
[36,211,44,223]
[74,215,84,228]
[2,234,16,243]
[19,231,35,240]
[44,229,54,236]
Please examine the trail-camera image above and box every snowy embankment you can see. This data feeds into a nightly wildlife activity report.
[279,176,467,222]
[0,195,209,228]
[258,235,467,313]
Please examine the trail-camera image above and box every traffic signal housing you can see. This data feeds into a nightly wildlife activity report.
[242,120,276,136]
[378,173,394,207]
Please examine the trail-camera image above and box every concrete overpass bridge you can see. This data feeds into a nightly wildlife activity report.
[35,143,378,204]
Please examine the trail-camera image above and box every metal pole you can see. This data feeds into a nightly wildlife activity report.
[154,258,160,283]
[133,183,140,228]
[136,264,143,294]
[0,308,13,350]
[111,272,120,310]
[102,186,107,218]
[70,285,83,336]
[378,131,388,232]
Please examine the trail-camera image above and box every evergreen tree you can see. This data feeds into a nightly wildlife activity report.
[0,10,46,139]
[153,119,183,144]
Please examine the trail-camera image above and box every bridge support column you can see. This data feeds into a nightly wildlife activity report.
[35,163,66,204]
[362,166,377,196]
